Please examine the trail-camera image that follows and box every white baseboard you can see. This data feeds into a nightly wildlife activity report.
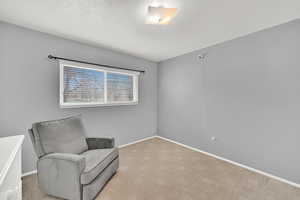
[22,134,300,189]
[22,170,37,178]
[155,135,300,188]
[22,135,157,177]
[118,136,157,148]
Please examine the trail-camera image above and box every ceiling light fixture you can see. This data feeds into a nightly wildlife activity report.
[146,6,177,25]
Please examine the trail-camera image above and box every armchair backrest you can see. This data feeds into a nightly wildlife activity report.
[29,115,88,158]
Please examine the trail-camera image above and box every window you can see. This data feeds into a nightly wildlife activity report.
[60,60,139,108]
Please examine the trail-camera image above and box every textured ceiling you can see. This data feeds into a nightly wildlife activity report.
[0,0,300,62]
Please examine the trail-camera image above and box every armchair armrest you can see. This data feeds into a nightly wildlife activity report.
[86,137,115,149]
[40,153,86,172]
[37,153,85,200]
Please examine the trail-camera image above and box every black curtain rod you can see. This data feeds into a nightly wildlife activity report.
[48,55,145,73]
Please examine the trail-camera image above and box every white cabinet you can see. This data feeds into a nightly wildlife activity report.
[0,135,24,200]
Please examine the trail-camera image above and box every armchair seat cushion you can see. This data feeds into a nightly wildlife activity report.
[80,148,119,184]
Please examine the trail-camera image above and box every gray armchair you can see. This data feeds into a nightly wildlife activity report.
[28,115,119,200]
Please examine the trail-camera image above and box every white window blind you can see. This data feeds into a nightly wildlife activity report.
[107,72,134,102]
[60,60,139,108]
[63,66,105,103]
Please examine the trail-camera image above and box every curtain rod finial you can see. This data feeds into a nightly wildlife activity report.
[48,55,54,59]
[198,53,208,60]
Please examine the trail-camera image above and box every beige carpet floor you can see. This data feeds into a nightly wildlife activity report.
[22,138,300,200]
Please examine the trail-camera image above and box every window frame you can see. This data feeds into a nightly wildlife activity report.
[59,60,139,108]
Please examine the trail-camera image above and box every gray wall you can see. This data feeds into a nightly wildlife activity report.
[0,21,157,174]
[158,19,300,183]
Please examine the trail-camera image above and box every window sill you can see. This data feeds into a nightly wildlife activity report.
[60,101,138,108]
